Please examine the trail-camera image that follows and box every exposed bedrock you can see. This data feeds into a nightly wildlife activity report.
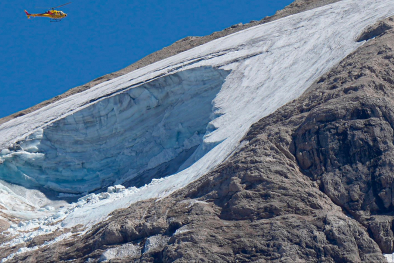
[293,99,394,216]
[292,98,394,253]
[289,20,394,253]
[0,67,230,194]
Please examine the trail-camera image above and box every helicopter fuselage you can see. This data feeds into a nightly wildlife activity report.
[25,10,67,21]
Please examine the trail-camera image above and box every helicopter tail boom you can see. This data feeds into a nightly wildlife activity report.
[24,10,32,18]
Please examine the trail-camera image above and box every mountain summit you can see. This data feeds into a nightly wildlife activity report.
[2,0,394,262]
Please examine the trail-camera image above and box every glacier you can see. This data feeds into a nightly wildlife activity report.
[0,67,229,193]
[1,0,394,253]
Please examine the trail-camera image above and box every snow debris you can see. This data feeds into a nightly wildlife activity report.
[99,243,141,262]
[143,235,170,254]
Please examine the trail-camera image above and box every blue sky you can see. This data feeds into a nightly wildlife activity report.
[0,0,293,118]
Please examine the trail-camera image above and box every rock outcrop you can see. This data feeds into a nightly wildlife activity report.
[4,16,394,263]
[290,17,394,254]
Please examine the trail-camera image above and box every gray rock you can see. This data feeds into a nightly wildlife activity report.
[287,16,394,253]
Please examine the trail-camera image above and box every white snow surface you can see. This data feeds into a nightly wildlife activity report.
[1,0,394,249]
[386,254,394,262]
[99,243,141,262]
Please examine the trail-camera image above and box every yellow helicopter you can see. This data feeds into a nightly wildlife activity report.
[25,2,71,22]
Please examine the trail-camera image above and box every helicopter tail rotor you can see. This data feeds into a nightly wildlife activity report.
[24,10,32,18]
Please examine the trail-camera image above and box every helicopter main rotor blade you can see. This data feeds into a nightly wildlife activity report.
[51,2,71,9]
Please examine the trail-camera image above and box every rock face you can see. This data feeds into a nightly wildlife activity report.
[5,16,394,263]
[291,17,394,254]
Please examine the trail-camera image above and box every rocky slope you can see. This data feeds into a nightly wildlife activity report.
[3,13,394,263]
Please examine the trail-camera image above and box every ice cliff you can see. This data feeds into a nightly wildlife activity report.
[0,67,229,193]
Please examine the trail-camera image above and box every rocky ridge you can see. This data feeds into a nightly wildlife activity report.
[3,13,394,263]
[0,0,340,126]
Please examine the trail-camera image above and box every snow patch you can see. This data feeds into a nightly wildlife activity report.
[386,254,394,263]
[99,243,141,262]
[143,235,170,254]
[0,232,72,263]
